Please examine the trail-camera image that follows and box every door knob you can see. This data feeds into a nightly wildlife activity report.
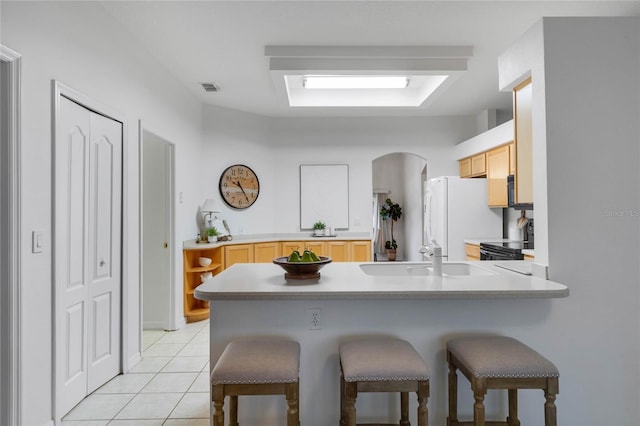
[163,242,168,248]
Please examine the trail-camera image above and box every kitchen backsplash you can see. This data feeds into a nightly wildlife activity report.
[503,208,534,241]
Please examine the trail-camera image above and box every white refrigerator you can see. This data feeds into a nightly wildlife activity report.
[424,176,503,261]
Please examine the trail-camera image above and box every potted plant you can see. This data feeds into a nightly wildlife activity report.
[207,226,219,243]
[312,221,326,237]
[380,198,402,261]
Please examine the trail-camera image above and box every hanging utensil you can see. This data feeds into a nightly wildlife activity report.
[517,210,529,229]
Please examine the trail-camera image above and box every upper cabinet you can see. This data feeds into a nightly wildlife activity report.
[459,142,513,208]
[459,152,487,178]
[486,144,510,207]
[513,78,533,204]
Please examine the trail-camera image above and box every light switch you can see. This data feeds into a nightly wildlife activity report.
[32,230,44,253]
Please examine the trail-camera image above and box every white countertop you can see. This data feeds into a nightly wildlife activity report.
[184,232,371,250]
[194,261,568,301]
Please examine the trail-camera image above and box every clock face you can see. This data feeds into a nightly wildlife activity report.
[219,164,260,209]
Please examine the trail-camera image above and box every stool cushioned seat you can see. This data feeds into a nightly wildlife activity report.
[447,336,559,379]
[211,339,300,384]
[211,338,300,426]
[339,337,430,426]
[340,338,429,382]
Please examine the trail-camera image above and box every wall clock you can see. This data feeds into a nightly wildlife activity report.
[218,164,260,209]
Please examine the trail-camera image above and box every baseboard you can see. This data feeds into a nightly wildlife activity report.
[143,320,167,330]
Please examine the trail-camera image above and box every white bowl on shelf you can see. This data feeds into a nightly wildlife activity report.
[198,257,212,267]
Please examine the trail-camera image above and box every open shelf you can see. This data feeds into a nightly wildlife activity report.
[183,246,222,323]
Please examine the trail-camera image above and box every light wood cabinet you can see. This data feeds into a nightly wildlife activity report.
[486,144,510,208]
[350,240,372,261]
[327,241,348,261]
[183,246,223,323]
[281,241,304,257]
[459,157,472,178]
[254,242,280,263]
[224,244,254,269]
[465,243,480,261]
[305,241,327,257]
[471,152,487,177]
[459,152,487,178]
[509,142,516,175]
[514,78,533,204]
[281,240,328,258]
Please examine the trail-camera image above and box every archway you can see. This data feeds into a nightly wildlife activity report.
[372,153,427,261]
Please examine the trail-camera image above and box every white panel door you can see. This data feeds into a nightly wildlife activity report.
[87,111,122,392]
[55,96,121,415]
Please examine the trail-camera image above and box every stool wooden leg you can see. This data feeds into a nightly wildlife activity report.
[229,395,238,426]
[285,382,300,426]
[211,384,224,426]
[507,389,520,426]
[472,379,487,426]
[343,380,357,426]
[399,392,410,426]
[417,380,429,426]
[447,355,458,426]
[544,378,558,426]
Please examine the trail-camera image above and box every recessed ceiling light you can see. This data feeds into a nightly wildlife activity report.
[302,75,409,90]
[266,45,473,108]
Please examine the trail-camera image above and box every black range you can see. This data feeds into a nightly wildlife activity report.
[479,241,534,261]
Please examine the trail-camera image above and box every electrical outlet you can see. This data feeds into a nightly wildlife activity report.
[307,308,321,330]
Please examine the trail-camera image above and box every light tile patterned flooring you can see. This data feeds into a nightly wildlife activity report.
[62,320,211,426]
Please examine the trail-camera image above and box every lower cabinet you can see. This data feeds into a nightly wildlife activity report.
[465,243,480,261]
[326,241,348,261]
[350,240,372,261]
[224,244,254,269]
[254,242,281,263]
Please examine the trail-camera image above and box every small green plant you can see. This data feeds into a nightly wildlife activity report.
[384,239,398,250]
[380,198,402,251]
[312,221,326,230]
[207,227,219,237]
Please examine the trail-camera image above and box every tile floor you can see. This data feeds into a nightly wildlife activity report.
[62,320,211,426]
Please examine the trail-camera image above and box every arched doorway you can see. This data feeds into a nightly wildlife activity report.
[372,152,427,262]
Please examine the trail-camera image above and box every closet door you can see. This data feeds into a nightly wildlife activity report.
[55,96,122,415]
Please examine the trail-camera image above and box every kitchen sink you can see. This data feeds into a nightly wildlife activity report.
[359,262,496,277]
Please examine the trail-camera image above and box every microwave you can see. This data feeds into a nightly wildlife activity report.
[507,175,533,210]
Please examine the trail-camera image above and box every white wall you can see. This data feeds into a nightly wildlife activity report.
[201,112,476,240]
[500,17,640,425]
[1,3,203,424]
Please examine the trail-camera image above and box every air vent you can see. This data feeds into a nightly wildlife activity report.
[200,82,220,92]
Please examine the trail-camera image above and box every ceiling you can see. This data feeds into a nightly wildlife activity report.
[100,1,640,118]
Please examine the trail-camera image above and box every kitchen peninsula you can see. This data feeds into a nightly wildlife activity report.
[195,261,567,425]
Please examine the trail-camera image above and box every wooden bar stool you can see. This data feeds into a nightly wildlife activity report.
[339,337,430,426]
[211,338,300,426]
[446,336,559,426]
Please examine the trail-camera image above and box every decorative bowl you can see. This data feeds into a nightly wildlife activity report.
[198,257,212,267]
[272,256,332,281]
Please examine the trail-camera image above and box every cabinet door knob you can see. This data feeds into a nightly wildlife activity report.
[163,242,168,248]
[99,259,106,267]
